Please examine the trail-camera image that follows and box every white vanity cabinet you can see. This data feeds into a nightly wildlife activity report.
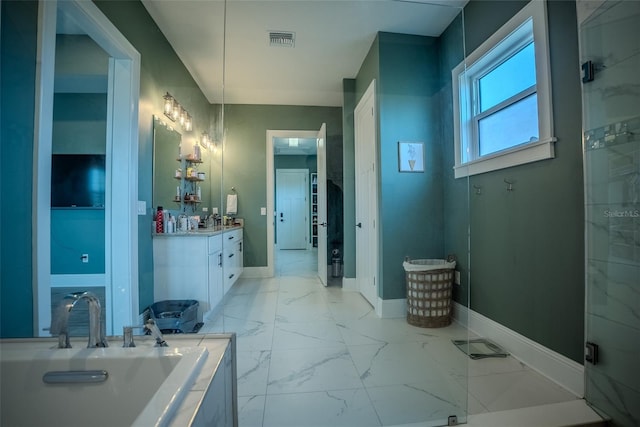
[153,227,242,322]
[207,235,224,319]
[223,228,243,294]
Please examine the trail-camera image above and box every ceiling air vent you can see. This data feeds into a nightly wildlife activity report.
[269,31,295,48]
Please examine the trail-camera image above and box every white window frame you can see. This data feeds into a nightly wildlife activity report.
[452,0,556,179]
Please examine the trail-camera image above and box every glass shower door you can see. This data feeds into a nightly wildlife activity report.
[579,1,640,425]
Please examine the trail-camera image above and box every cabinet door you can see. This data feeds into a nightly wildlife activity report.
[208,249,224,317]
[223,245,236,295]
[236,239,243,272]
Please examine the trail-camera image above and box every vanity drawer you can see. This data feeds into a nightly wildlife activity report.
[208,235,222,254]
[224,228,242,243]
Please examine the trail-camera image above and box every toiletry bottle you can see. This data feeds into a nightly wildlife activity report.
[156,207,164,234]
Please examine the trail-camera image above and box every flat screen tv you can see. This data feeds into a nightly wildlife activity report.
[51,154,106,208]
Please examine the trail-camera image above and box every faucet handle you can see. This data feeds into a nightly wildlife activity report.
[145,319,169,347]
[122,325,145,348]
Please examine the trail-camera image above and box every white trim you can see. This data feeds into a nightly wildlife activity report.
[50,274,106,288]
[33,0,57,336]
[453,137,556,178]
[241,267,271,279]
[376,298,406,319]
[342,277,358,291]
[453,302,584,397]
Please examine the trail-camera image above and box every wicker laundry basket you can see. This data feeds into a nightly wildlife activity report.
[403,257,456,328]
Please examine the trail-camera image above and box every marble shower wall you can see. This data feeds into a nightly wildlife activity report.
[578,1,640,426]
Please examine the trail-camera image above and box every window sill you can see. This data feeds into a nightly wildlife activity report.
[454,137,556,179]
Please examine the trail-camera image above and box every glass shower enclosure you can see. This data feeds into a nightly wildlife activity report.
[579,1,640,425]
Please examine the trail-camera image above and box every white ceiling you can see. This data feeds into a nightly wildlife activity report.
[141,0,467,107]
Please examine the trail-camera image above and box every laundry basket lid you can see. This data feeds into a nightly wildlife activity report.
[403,258,456,272]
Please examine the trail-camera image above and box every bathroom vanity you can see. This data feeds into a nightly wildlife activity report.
[153,226,243,322]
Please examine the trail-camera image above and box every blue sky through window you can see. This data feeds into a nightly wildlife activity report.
[479,42,536,112]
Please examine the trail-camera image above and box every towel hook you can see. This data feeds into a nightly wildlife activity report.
[230,187,236,192]
[504,179,514,192]
[473,185,482,195]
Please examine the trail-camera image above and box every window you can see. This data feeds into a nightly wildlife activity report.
[452,0,556,178]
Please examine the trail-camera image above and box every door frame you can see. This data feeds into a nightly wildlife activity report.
[266,129,320,277]
[34,0,140,336]
[275,168,309,250]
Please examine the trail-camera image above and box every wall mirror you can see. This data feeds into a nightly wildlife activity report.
[152,116,182,213]
[152,114,221,224]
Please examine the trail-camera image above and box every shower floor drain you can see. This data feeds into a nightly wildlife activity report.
[452,338,509,359]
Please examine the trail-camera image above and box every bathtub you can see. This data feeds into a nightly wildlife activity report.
[0,337,216,427]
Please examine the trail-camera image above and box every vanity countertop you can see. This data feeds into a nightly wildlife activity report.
[153,224,242,238]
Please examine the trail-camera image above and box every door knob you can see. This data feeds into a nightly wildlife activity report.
[319,222,327,227]
[356,222,362,228]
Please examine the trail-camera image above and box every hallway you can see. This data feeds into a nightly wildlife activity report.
[202,249,577,426]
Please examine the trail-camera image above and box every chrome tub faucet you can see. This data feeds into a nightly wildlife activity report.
[50,291,109,349]
[122,319,168,348]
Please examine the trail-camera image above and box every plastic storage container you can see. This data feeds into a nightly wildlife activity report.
[403,257,456,328]
[148,299,199,333]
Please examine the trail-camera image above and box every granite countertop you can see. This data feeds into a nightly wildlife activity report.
[153,225,242,237]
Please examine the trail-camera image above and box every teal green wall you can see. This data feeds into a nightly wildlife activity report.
[0,0,38,338]
[222,104,342,267]
[441,0,585,363]
[95,0,216,313]
[354,33,445,300]
[51,210,106,274]
[378,33,444,300]
[438,14,470,307]
[342,79,356,278]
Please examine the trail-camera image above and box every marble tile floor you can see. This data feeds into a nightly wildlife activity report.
[203,248,579,427]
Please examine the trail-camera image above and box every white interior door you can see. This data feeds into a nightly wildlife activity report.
[276,169,308,250]
[354,81,378,307]
[316,124,328,286]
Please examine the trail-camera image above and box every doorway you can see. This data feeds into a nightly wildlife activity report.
[266,127,326,282]
[34,0,140,336]
[275,169,309,250]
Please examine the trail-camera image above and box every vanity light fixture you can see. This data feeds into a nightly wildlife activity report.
[171,102,180,122]
[162,92,192,132]
[163,92,175,121]
[179,107,186,127]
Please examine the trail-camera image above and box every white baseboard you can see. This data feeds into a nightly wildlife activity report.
[241,267,272,279]
[453,302,584,397]
[376,298,406,318]
[342,277,358,291]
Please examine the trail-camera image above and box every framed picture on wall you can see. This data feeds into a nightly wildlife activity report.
[398,141,424,172]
